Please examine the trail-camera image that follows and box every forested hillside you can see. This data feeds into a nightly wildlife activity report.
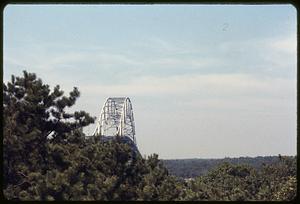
[163,156,282,178]
[3,71,297,201]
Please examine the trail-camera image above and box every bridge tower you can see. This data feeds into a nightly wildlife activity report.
[93,97,136,145]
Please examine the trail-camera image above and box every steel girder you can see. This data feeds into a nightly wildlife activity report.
[93,97,136,144]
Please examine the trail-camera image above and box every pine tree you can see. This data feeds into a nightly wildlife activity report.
[3,71,95,199]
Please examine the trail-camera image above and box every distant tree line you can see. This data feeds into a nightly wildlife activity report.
[162,156,283,178]
[3,71,297,201]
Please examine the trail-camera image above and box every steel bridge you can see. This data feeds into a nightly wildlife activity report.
[93,97,136,145]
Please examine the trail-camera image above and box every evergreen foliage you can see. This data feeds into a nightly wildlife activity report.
[183,157,297,201]
[3,71,297,201]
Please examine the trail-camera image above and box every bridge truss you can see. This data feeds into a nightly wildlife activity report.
[93,97,136,144]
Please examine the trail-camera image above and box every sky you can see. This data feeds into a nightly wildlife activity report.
[3,4,297,159]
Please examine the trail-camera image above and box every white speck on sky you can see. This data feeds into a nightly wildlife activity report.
[3,4,297,159]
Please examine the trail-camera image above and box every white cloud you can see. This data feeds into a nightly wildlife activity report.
[269,34,297,55]
[134,37,196,54]
[6,32,296,88]
[80,73,296,100]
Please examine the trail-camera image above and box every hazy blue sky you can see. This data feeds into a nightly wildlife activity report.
[4,4,296,159]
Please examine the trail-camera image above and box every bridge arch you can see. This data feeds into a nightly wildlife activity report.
[93,97,136,144]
